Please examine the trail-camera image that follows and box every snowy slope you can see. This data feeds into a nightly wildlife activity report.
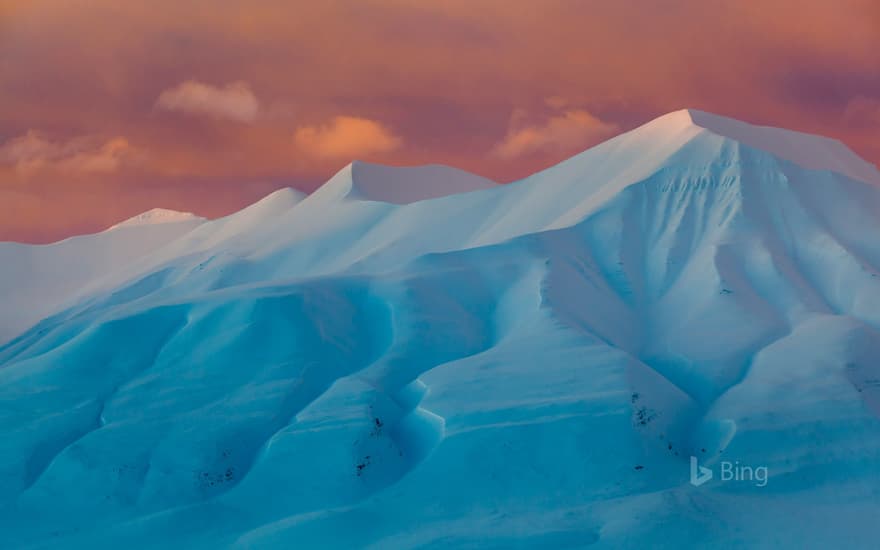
[0,214,206,343]
[2,110,880,548]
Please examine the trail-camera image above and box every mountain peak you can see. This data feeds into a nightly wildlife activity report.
[666,109,879,184]
[108,208,205,230]
[243,187,305,211]
[309,161,497,205]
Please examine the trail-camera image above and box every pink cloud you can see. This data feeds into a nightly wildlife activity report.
[156,80,259,122]
[492,108,620,159]
[294,116,403,159]
[0,131,138,176]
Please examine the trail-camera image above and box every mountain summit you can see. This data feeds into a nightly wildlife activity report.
[308,160,497,204]
[108,207,205,230]
[682,109,879,184]
[2,111,880,548]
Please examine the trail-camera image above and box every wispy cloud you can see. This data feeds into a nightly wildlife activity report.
[0,131,138,175]
[492,108,619,159]
[156,80,259,122]
[294,116,402,159]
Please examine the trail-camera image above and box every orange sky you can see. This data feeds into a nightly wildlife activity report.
[1,0,878,242]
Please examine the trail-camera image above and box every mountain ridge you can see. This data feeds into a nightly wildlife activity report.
[108,207,206,230]
[6,109,878,247]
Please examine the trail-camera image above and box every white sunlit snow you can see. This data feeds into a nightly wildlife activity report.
[2,109,880,548]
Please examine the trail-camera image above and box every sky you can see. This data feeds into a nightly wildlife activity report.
[1,0,878,242]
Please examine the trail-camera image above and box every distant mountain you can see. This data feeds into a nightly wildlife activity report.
[2,110,880,548]
[108,208,205,230]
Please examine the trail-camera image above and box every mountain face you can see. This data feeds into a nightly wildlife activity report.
[2,109,880,548]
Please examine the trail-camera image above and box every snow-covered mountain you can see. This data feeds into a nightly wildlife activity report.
[108,208,206,230]
[2,109,880,548]
[0,214,207,344]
